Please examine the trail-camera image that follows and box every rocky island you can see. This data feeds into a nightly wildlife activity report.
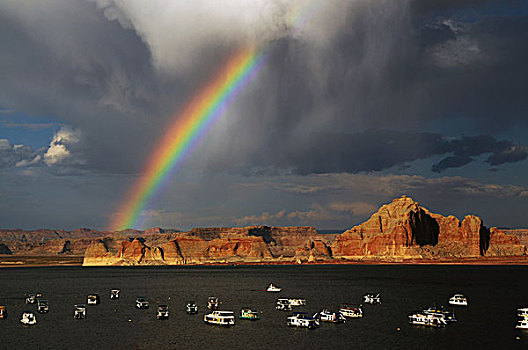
[0,196,526,266]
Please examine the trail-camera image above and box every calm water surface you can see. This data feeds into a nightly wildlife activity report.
[0,265,527,349]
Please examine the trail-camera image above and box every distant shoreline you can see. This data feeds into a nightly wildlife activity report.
[1,255,528,267]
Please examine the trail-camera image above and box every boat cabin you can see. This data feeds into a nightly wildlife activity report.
[186,301,198,314]
[157,305,169,320]
[207,297,219,310]
[136,296,149,309]
[20,312,37,325]
[87,293,100,305]
[37,300,49,313]
[110,289,120,300]
[74,304,86,319]
[239,308,260,320]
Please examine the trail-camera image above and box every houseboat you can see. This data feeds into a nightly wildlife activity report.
[136,296,149,309]
[408,312,447,327]
[186,301,198,314]
[87,293,100,305]
[314,309,346,323]
[239,308,260,320]
[423,306,456,323]
[267,283,282,292]
[25,294,36,304]
[287,312,319,329]
[339,304,363,318]
[0,306,6,319]
[20,312,37,325]
[37,300,49,313]
[74,305,86,319]
[448,294,468,306]
[157,305,169,320]
[276,299,293,311]
[288,298,306,307]
[204,310,236,326]
[110,289,120,300]
[207,297,219,310]
[363,293,381,304]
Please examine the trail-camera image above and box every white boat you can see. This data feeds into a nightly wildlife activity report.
[339,304,363,318]
[74,304,86,319]
[204,311,235,326]
[136,296,149,309]
[363,293,381,304]
[186,301,198,314]
[288,298,306,306]
[408,312,447,327]
[267,283,282,292]
[287,312,319,329]
[207,297,219,310]
[157,305,169,320]
[276,299,293,311]
[314,309,346,323]
[448,294,468,306]
[20,312,37,325]
[25,294,36,304]
[110,289,120,300]
[239,308,260,320]
[516,319,528,329]
[518,308,528,318]
[87,294,100,305]
[516,308,528,329]
[423,306,456,323]
[37,300,49,313]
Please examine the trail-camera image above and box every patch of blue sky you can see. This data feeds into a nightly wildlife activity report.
[0,107,61,149]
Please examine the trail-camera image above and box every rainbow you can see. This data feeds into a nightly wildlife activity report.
[109,46,265,231]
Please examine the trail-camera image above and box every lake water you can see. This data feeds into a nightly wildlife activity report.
[0,265,527,349]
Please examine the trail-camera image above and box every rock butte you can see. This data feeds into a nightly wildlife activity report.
[0,196,525,266]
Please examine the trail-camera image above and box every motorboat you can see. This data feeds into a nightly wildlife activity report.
[516,308,528,329]
[276,299,293,311]
[87,293,100,305]
[136,296,149,309]
[288,298,306,307]
[25,294,36,304]
[448,294,468,306]
[408,312,447,327]
[287,312,319,329]
[0,306,6,319]
[207,297,219,310]
[516,318,528,329]
[204,311,235,326]
[314,309,346,323]
[239,308,260,320]
[74,304,86,319]
[20,312,37,325]
[518,308,528,318]
[37,300,49,313]
[339,304,363,318]
[363,293,381,304]
[186,301,198,314]
[110,289,120,300]
[423,306,456,323]
[267,283,282,292]
[157,305,169,320]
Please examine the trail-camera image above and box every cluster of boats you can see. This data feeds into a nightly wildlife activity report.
[408,294,467,328]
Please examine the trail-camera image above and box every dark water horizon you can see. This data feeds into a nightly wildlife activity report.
[0,265,527,349]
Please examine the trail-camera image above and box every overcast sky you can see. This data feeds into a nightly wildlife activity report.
[1,0,527,231]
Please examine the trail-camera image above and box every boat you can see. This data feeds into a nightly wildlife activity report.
[136,296,149,309]
[276,299,293,311]
[37,300,49,313]
[0,306,6,319]
[314,309,346,323]
[363,293,381,304]
[288,298,306,307]
[204,310,236,326]
[110,289,120,300]
[25,294,36,304]
[339,304,363,318]
[239,308,260,320]
[74,304,86,319]
[423,306,456,323]
[287,312,319,329]
[186,301,198,314]
[408,311,447,327]
[448,294,468,306]
[516,308,528,329]
[207,296,219,310]
[87,293,100,305]
[157,305,169,320]
[267,283,282,292]
[20,312,37,325]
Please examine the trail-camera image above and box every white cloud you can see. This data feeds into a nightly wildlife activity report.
[44,127,84,166]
